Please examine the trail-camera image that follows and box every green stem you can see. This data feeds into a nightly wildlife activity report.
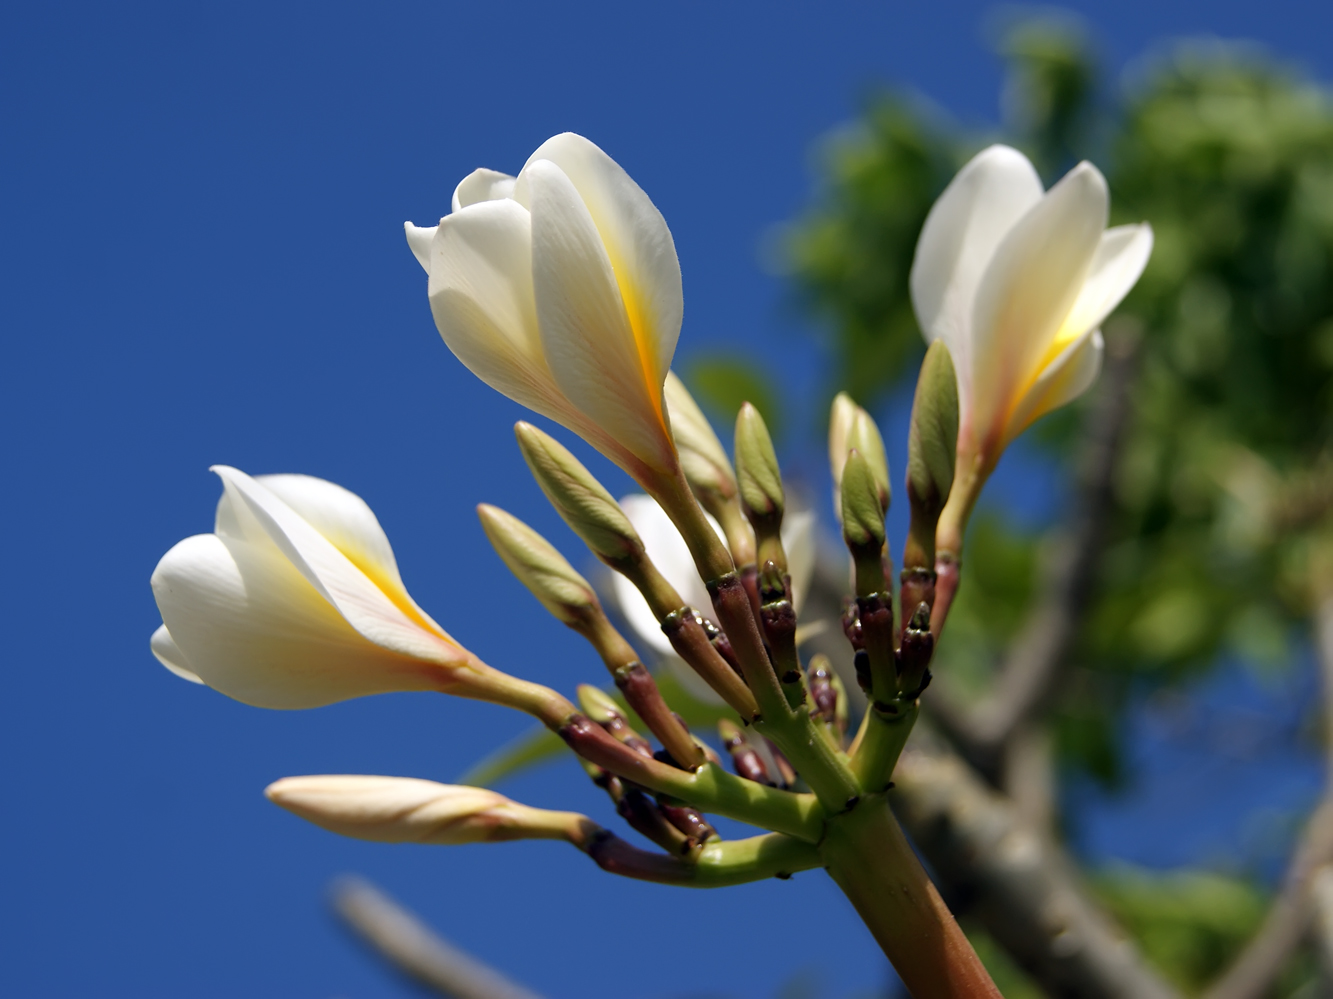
[820,794,1002,999]
[850,701,918,792]
[756,709,861,812]
[558,714,825,841]
[585,830,821,887]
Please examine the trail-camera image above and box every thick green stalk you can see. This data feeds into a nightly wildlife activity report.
[585,830,821,887]
[820,793,1002,999]
[850,702,918,792]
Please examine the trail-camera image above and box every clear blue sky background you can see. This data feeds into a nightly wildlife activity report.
[4,2,1332,997]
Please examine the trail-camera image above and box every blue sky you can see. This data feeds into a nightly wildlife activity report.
[4,2,1332,996]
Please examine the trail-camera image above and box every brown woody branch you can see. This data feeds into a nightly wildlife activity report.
[1201,583,1333,999]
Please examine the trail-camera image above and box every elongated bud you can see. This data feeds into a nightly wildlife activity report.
[829,393,858,486]
[734,403,784,524]
[515,422,644,566]
[848,410,891,516]
[905,342,959,569]
[665,372,755,566]
[665,372,737,505]
[841,450,886,554]
[477,505,597,628]
[265,775,591,845]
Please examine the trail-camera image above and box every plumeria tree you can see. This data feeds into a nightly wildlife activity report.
[149,130,1147,998]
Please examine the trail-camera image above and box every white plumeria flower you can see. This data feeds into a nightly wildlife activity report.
[608,495,815,703]
[265,775,585,845]
[406,133,683,485]
[150,467,468,709]
[910,145,1152,475]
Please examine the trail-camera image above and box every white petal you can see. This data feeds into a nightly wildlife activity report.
[528,159,674,471]
[451,168,517,213]
[969,161,1108,451]
[266,775,507,844]
[211,467,462,664]
[609,495,719,656]
[515,133,682,389]
[781,511,816,614]
[910,145,1044,388]
[1004,329,1105,446]
[426,200,570,420]
[426,198,647,474]
[251,474,396,591]
[404,222,437,273]
[1060,224,1154,342]
[151,534,445,708]
[150,624,204,684]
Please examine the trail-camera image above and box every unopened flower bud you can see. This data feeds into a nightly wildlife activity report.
[828,392,858,485]
[840,450,886,553]
[905,341,959,568]
[848,410,891,516]
[734,402,784,524]
[265,775,588,845]
[665,371,737,505]
[477,504,598,628]
[514,422,644,566]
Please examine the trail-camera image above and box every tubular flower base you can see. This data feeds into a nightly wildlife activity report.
[147,131,1154,999]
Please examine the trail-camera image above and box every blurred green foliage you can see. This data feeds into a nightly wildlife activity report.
[777,12,1333,992]
[1092,865,1271,994]
[784,13,1333,774]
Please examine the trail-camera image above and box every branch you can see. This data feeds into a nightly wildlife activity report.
[892,726,1181,999]
[929,321,1141,772]
[1201,584,1333,999]
[331,876,546,999]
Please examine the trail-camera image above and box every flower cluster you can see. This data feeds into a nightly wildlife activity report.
[149,134,1149,996]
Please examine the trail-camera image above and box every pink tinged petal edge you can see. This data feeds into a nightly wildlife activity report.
[967,161,1109,454]
[909,144,1044,394]
[210,466,463,665]
[528,159,675,472]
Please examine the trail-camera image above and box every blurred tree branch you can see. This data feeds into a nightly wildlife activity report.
[893,725,1180,999]
[331,876,546,999]
[1201,580,1333,999]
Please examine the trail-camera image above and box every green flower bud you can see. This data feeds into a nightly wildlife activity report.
[576,683,625,726]
[514,422,644,565]
[664,371,737,504]
[477,504,598,628]
[907,341,959,515]
[828,392,858,492]
[841,449,886,553]
[734,402,784,522]
[848,409,891,516]
[904,342,959,570]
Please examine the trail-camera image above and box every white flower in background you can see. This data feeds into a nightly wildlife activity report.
[608,495,815,702]
[405,133,683,484]
[910,145,1152,473]
[265,775,585,845]
[150,467,468,709]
